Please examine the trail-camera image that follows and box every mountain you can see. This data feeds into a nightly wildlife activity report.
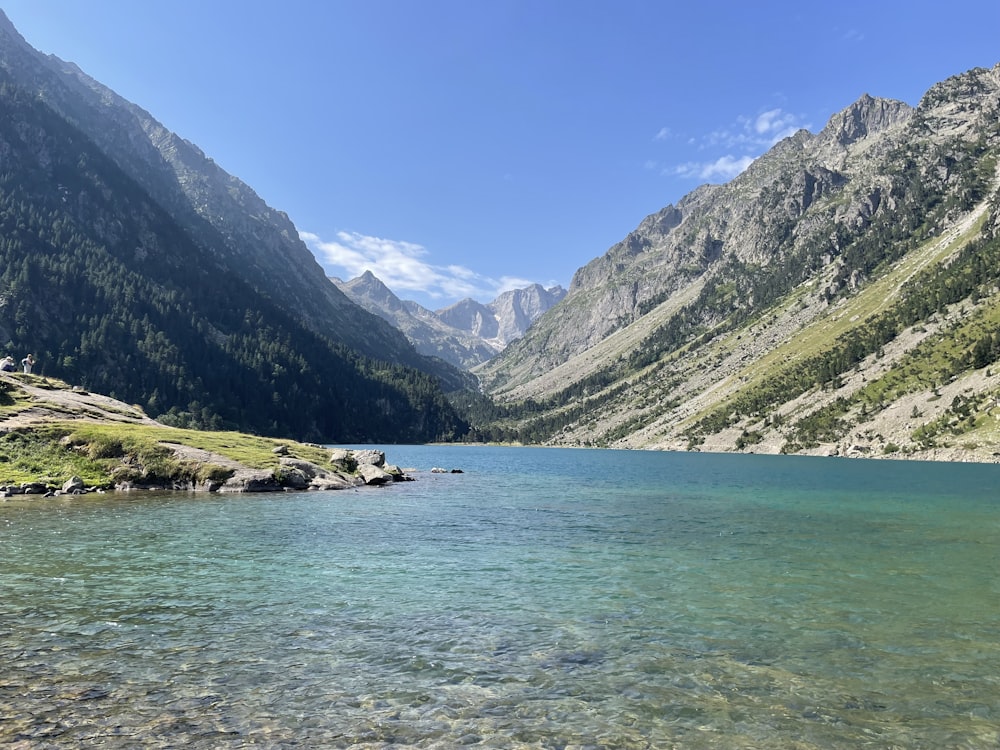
[332,273,566,369]
[434,298,501,344]
[332,272,497,369]
[0,11,467,442]
[471,64,1000,461]
[441,283,568,349]
[491,284,569,341]
[0,12,440,369]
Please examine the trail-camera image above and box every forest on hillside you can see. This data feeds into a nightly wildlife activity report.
[0,81,467,443]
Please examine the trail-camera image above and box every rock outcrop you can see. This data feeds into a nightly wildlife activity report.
[0,372,416,493]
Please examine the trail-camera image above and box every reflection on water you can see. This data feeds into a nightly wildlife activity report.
[2,447,1000,747]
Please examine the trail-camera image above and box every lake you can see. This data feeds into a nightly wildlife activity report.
[2,446,999,748]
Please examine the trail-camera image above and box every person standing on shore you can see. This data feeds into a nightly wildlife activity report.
[21,354,34,374]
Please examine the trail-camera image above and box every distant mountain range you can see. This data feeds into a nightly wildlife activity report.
[331,272,565,369]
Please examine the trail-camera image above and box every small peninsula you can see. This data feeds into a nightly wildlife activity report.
[0,372,408,495]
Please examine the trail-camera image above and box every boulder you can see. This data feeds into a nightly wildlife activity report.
[357,463,393,485]
[329,449,357,472]
[277,466,310,489]
[278,457,360,490]
[279,457,323,479]
[193,479,225,493]
[62,476,85,493]
[219,469,284,493]
[353,449,386,468]
[382,464,411,482]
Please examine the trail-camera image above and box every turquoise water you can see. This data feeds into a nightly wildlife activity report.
[2,446,1000,748]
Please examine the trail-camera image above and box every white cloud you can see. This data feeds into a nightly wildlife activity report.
[665,106,809,184]
[653,126,672,141]
[752,108,802,142]
[300,230,549,304]
[709,107,807,150]
[497,275,543,293]
[672,155,756,182]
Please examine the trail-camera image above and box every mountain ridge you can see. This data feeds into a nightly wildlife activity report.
[468,63,1000,461]
[0,10,435,370]
[5,6,1000,461]
[332,273,565,369]
[483,92,916,386]
[0,10,467,441]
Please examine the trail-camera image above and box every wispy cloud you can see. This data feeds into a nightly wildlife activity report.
[708,108,806,149]
[673,155,756,182]
[301,230,547,304]
[664,106,810,183]
[749,108,802,141]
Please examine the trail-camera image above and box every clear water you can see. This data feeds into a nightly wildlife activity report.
[2,446,999,748]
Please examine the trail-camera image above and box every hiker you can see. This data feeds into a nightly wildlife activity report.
[0,356,14,372]
[21,354,34,374]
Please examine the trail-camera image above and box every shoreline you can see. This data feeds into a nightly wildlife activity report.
[0,374,411,494]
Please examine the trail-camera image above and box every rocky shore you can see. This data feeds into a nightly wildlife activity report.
[0,373,414,495]
[207,447,412,494]
[0,447,410,498]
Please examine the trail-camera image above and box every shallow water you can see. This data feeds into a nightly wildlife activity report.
[2,447,999,748]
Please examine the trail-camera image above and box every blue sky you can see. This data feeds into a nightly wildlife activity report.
[4,1,1000,310]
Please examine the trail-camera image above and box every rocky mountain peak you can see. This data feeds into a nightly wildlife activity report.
[920,63,1000,108]
[488,284,567,346]
[437,298,499,341]
[332,273,567,369]
[490,283,566,318]
[820,93,913,146]
[336,270,406,313]
[348,269,390,296]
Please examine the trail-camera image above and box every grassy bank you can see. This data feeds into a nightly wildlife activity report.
[0,374,356,491]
